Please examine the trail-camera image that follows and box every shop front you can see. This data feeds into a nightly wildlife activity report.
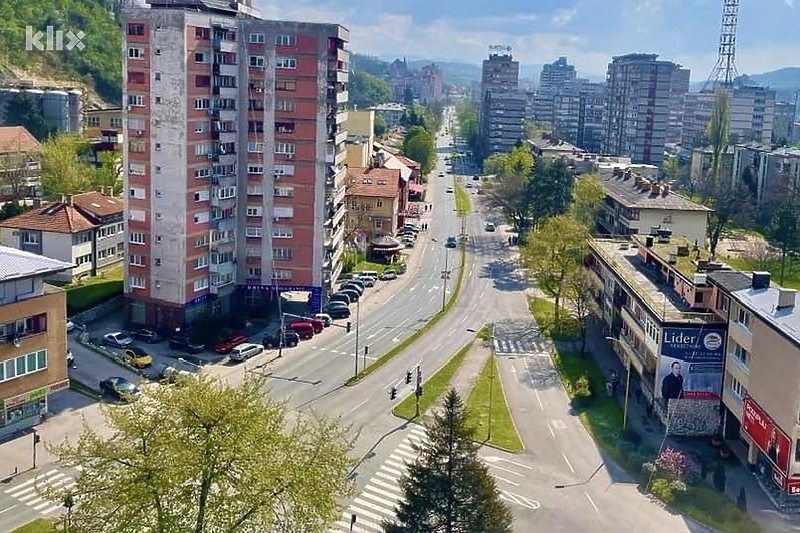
[0,380,69,439]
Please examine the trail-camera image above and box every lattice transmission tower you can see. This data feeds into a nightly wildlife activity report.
[702,0,740,92]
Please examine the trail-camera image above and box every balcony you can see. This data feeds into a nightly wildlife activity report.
[326,182,346,207]
[326,202,346,228]
[219,64,238,78]
[327,68,348,84]
[336,90,348,104]
[324,223,345,249]
[325,146,346,166]
[209,261,235,275]
[211,195,236,209]
[328,129,347,146]
[211,218,236,232]
[209,284,218,295]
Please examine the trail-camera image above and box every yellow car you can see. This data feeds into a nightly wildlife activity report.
[122,346,153,368]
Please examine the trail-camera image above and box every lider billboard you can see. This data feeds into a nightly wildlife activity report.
[657,326,726,400]
[743,396,791,476]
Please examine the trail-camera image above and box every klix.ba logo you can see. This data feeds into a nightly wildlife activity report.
[26,26,85,51]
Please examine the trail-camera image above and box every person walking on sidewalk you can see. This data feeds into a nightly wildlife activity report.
[610,370,620,396]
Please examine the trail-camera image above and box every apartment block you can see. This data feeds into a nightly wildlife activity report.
[549,80,606,153]
[0,126,42,200]
[667,67,691,144]
[480,48,524,155]
[708,270,800,508]
[603,54,680,166]
[589,232,728,436]
[538,57,576,93]
[731,144,800,206]
[84,107,124,135]
[122,0,349,330]
[773,101,796,143]
[0,246,72,439]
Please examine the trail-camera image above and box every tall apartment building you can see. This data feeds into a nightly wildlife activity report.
[667,67,691,144]
[773,101,796,143]
[418,63,443,104]
[538,56,576,93]
[550,80,606,153]
[480,48,524,155]
[603,54,679,166]
[732,144,800,206]
[122,0,349,329]
[681,84,776,148]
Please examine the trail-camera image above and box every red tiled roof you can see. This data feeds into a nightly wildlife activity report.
[0,202,98,234]
[395,154,420,169]
[0,126,40,154]
[346,167,401,198]
[71,191,123,217]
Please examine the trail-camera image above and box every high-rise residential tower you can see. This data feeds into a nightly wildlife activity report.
[480,46,525,155]
[539,57,577,93]
[122,0,348,329]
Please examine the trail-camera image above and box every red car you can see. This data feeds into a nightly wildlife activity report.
[214,333,248,354]
[290,318,324,334]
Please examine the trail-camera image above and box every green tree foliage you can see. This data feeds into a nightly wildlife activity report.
[705,87,731,189]
[0,0,123,103]
[455,100,489,163]
[528,158,575,228]
[522,119,543,141]
[521,215,587,326]
[0,200,29,221]
[40,133,93,197]
[350,53,389,76]
[373,114,388,137]
[349,71,393,109]
[570,174,605,230]
[403,104,440,135]
[46,375,355,533]
[564,268,600,355]
[483,153,507,176]
[386,389,513,533]
[404,131,436,175]
[91,150,122,194]
[4,93,53,141]
[660,154,680,183]
[769,199,800,285]
[403,86,415,105]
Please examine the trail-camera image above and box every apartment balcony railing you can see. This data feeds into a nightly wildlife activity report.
[211,218,236,232]
[209,261,235,275]
[325,202,346,228]
[324,223,345,249]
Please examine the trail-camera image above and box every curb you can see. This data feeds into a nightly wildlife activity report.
[76,337,148,378]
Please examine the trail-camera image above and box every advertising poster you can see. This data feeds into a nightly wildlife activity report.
[743,396,791,475]
[657,326,726,400]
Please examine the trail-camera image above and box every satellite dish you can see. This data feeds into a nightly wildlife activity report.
[12,337,21,348]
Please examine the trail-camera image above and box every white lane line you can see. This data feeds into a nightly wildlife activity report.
[487,464,525,477]
[534,390,544,411]
[563,454,576,473]
[584,491,599,513]
[347,399,369,415]
[548,421,556,439]
[0,505,17,515]
[493,476,520,487]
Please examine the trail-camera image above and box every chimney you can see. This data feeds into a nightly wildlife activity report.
[751,271,771,290]
[662,183,670,196]
[67,195,74,206]
[634,175,643,187]
[640,180,651,192]
[61,195,66,203]
[777,288,797,310]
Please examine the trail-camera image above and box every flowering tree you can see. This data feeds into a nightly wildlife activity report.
[654,448,692,481]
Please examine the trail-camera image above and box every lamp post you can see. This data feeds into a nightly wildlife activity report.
[32,429,40,469]
[488,322,496,440]
[63,493,74,532]
[353,299,361,379]
[606,336,632,430]
[441,247,450,312]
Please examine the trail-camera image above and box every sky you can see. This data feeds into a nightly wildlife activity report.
[254,0,799,81]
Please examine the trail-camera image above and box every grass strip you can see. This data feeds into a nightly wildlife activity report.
[528,297,581,341]
[393,340,474,420]
[465,354,524,453]
[11,519,57,533]
[454,182,471,216]
[346,245,467,385]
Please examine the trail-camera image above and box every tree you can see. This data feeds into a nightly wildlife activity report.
[660,154,680,184]
[46,375,355,533]
[348,71,393,109]
[403,86,415,105]
[528,158,575,229]
[705,86,731,193]
[739,239,779,271]
[522,119,543,141]
[483,154,508,176]
[4,93,52,141]
[564,268,600,355]
[521,215,587,326]
[386,389,513,533]
[570,174,605,230]
[482,171,533,234]
[768,200,800,285]
[373,114,388,137]
[706,182,752,257]
[40,133,93,198]
[504,145,534,176]
[91,150,123,195]
[404,131,436,175]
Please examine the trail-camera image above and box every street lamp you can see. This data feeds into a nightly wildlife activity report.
[606,336,632,430]
[353,299,361,379]
[441,247,451,312]
[487,322,496,440]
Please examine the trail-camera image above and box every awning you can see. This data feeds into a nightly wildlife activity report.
[408,182,426,193]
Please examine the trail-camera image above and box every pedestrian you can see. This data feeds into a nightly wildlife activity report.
[507,236,512,245]
[611,372,620,396]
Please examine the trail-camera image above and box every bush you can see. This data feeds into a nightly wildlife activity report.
[66,280,123,314]
[655,448,693,481]
[651,478,675,504]
[571,375,593,408]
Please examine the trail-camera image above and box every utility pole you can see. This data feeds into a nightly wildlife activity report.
[441,247,450,312]
[353,299,360,379]
[32,430,40,469]
[415,365,422,417]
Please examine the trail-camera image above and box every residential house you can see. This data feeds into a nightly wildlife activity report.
[0,126,42,200]
[345,110,374,168]
[84,107,123,136]
[708,270,800,509]
[0,245,72,439]
[345,166,404,239]
[369,103,408,128]
[0,191,124,282]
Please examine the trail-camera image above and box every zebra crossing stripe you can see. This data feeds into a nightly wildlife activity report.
[353,497,395,518]
[369,476,402,494]
[364,483,402,502]
[360,490,397,509]
[379,464,403,478]
[338,512,383,532]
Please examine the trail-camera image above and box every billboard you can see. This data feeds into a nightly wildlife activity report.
[657,326,726,400]
[743,396,791,475]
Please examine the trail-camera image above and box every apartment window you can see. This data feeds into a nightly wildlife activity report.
[195,255,209,269]
[247,164,263,174]
[374,219,383,230]
[128,164,145,176]
[276,34,296,46]
[246,206,263,217]
[195,52,209,63]
[275,79,296,91]
[129,275,146,289]
[249,55,265,68]
[248,121,264,133]
[154,72,162,81]
[194,212,210,224]
[87,116,101,127]
[737,308,751,329]
[274,186,294,198]
[193,278,209,292]
[248,32,265,43]
[129,187,146,199]
[273,206,293,218]
[730,376,747,401]
[732,342,749,370]
[110,117,123,128]
[275,57,297,69]
[248,99,265,111]
[127,94,144,107]
[718,294,730,312]
[195,75,211,88]
[195,144,210,156]
[276,99,295,112]
[274,248,293,260]
[376,199,383,208]
[275,143,295,154]
[0,350,47,384]
[153,96,162,105]
[195,234,209,248]
[129,254,144,266]
[194,190,210,202]
[272,269,292,280]
[129,118,145,131]
[130,232,146,245]
[274,164,295,176]
[127,23,145,35]
[194,168,210,179]
[195,27,210,40]
[247,267,262,277]
[245,226,262,238]
[275,122,295,134]
[194,121,208,133]
[273,227,293,238]
[155,143,162,151]
[129,139,145,153]
[128,47,144,59]
[128,71,146,84]
[195,98,210,110]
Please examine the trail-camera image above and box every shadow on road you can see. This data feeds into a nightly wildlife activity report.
[348,419,415,480]
[478,259,528,292]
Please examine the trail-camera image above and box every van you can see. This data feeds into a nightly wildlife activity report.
[229,343,264,362]
[289,322,315,340]
[360,270,379,280]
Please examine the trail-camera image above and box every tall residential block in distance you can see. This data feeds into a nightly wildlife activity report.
[480,47,524,155]
[539,56,576,93]
[122,0,348,330]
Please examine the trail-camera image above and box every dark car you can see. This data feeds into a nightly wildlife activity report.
[99,377,141,402]
[132,328,161,344]
[338,288,360,302]
[214,333,248,354]
[326,306,351,319]
[329,293,352,305]
[445,236,458,248]
[169,334,205,354]
[340,283,364,295]
[262,330,300,349]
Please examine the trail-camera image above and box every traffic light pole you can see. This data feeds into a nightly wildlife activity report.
[32,429,40,469]
[414,365,422,417]
[353,299,360,380]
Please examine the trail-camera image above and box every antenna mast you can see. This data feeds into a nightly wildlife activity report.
[702,0,740,92]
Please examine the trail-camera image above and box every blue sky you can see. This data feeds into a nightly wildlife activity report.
[255,0,799,80]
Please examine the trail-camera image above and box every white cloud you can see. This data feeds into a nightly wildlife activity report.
[785,0,795,7]
[551,8,577,26]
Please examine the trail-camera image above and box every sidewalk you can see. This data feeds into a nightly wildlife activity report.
[447,343,491,401]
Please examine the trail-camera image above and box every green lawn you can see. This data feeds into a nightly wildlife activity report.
[528,297,580,341]
[454,183,471,216]
[721,255,800,290]
[11,519,56,533]
[464,354,524,453]
[64,264,124,314]
[393,341,473,420]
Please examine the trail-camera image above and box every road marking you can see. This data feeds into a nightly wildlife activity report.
[483,457,533,470]
[486,464,524,477]
[551,419,566,430]
[0,504,17,515]
[548,422,555,439]
[534,390,544,411]
[391,336,400,343]
[562,454,575,473]
[584,491,599,513]
[347,399,369,415]
[493,476,519,487]
[431,343,442,351]
[499,491,540,511]
[367,333,378,339]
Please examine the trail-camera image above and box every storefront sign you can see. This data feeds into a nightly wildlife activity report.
[786,479,800,496]
[744,396,791,475]
[657,326,726,400]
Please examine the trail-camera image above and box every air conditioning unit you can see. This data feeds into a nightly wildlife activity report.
[285,154,293,159]
[255,87,263,93]
[207,154,213,159]
[136,130,143,135]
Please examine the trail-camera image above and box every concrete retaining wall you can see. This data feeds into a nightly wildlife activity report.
[70,295,124,324]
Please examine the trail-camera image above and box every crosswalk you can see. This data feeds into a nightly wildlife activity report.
[493,337,546,355]
[3,466,82,515]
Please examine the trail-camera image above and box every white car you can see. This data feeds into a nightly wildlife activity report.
[446,187,454,193]
[103,331,134,348]
[66,320,76,333]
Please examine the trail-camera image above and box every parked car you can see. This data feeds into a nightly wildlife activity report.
[290,318,324,334]
[446,187,454,193]
[288,322,315,340]
[445,236,458,248]
[132,328,161,344]
[169,334,205,354]
[340,282,364,295]
[66,320,76,333]
[262,330,300,349]
[99,377,141,402]
[380,270,398,281]
[103,331,134,348]
[329,293,352,306]
[485,222,496,232]
[473,175,481,181]
[326,306,351,319]
[314,313,332,327]
[229,343,264,362]
[157,364,193,384]
[345,278,365,289]
[338,288,361,302]
[122,346,153,368]
[438,171,445,177]
[214,333,248,354]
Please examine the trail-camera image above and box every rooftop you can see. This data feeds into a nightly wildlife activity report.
[346,167,401,198]
[0,126,40,155]
[0,202,98,234]
[632,234,720,279]
[707,270,754,293]
[732,286,800,348]
[370,103,408,111]
[70,191,124,218]
[601,173,711,212]
[0,245,73,282]
[590,238,717,323]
